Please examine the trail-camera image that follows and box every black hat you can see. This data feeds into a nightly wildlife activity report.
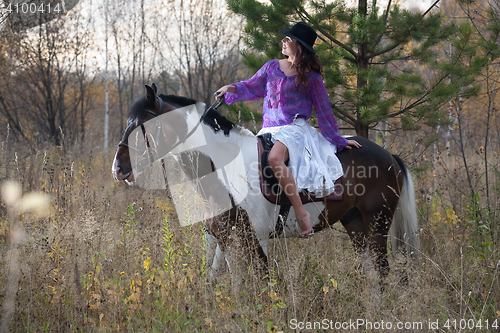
[279,22,317,54]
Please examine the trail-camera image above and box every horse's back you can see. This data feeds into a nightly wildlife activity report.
[337,136,396,166]
[337,136,404,211]
[337,136,401,174]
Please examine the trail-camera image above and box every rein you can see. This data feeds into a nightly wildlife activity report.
[117,94,224,173]
[161,94,224,155]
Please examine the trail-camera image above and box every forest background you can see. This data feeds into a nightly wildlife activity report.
[0,0,500,331]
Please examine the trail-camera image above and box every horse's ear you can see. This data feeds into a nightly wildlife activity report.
[151,83,158,95]
[145,85,156,104]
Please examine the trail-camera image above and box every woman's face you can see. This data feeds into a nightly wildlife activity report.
[281,36,299,58]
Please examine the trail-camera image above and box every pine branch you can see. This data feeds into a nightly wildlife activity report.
[368,0,441,60]
[370,0,392,51]
[421,0,441,19]
[286,0,358,60]
[332,104,356,124]
[368,42,403,60]
[317,34,357,63]
[387,54,467,120]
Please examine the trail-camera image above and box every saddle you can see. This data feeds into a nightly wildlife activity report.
[257,133,343,206]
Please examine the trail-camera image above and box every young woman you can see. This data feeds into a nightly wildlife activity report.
[217,22,361,237]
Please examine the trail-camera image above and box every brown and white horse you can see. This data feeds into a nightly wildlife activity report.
[112,84,419,283]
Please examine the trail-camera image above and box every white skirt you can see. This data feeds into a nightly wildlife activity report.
[257,118,343,197]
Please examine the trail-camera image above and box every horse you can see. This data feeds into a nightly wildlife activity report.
[111,84,419,285]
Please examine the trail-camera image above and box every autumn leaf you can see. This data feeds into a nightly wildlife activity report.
[330,278,338,289]
[143,257,152,271]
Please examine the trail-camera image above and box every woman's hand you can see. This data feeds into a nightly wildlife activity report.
[215,85,235,97]
[345,139,362,149]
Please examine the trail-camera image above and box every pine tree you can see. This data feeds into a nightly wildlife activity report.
[226,0,487,138]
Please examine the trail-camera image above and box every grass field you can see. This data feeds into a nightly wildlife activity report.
[0,136,499,332]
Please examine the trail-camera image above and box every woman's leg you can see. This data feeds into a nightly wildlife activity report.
[268,141,312,236]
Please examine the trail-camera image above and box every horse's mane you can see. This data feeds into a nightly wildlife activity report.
[202,109,235,136]
[128,93,254,137]
[128,97,149,121]
[202,108,255,137]
[128,94,198,121]
[160,94,198,108]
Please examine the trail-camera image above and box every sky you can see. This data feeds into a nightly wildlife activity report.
[0,0,442,74]
[349,0,436,12]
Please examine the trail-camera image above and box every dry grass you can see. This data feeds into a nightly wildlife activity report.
[0,139,499,333]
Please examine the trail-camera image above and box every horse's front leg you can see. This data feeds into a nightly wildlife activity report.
[222,237,269,289]
[205,232,218,267]
[205,233,226,284]
[223,245,242,285]
[209,244,225,284]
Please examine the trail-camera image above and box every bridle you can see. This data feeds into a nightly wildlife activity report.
[118,96,164,152]
[116,93,224,180]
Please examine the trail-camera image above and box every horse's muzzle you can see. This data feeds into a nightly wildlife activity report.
[112,159,135,182]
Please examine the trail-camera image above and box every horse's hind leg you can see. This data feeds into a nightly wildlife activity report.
[342,209,382,308]
[341,207,391,280]
[364,211,392,281]
[341,208,368,271]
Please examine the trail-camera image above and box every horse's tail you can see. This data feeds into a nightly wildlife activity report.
[390,155,420,262]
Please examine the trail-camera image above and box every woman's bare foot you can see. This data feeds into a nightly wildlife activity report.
[297,211,313,236]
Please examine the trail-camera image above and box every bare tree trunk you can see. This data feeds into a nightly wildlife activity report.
[113,25,125,135]
[0,92,25,140]
[80,79,85,141]
[455,97,476,203]
[140,0,145,86]
[484,63,500,242]
[157,0,244,104]
[354,0,369,139]
[104,0,109,153]
[129,3,138,107]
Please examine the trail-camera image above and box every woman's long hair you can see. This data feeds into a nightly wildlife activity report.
[294,44,323,89]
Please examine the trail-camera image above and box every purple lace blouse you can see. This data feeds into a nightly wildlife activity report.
[225,59,348,151]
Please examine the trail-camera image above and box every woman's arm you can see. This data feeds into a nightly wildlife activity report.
[217,60,273,105]
[308,75,361,150]
[216,85,236,95]
[308,74,349,151]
